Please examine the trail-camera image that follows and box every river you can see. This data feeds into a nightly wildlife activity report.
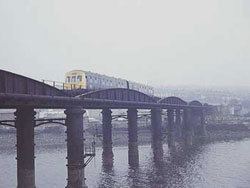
[1,132,250,188]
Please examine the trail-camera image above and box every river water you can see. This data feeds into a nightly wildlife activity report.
[1,132,250,188]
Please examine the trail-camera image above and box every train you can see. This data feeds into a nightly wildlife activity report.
[64,70,154,96]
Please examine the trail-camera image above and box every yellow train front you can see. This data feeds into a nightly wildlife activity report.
[64,70,86,90]
[64,70,154,96]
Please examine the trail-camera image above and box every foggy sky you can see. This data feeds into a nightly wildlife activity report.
[0,0,250,87]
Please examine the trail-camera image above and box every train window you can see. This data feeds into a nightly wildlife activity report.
[66,76,70,83]
[77,75,82,82]
[71,76,76,82]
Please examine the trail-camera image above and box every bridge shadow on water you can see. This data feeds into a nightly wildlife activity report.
[97,142,206,188]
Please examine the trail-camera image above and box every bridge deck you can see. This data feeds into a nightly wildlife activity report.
[0,69,209,110]
[0,93,205,109]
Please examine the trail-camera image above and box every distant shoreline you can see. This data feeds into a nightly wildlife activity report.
[1,123,250,151]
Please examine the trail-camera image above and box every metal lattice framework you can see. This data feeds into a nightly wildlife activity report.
[34,118,66,127]
[0,118,66,128]
[111,113,151,120]
[0,120,15,128]
[78,88,157,103]
[0,69,208,110]
[189,100,203,115]
[189,100,203,106]
[158,96,188,106]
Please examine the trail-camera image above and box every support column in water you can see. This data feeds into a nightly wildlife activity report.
[102,108,113,167]
[183,108,194,146]
[127,108,139,166]
[190,109,205,139]
[175,109,182,139]
[65,107,87,188]
[15,107,36,188]
[151,108,163,163]
[200,109,207,137]
[167,108,175,149]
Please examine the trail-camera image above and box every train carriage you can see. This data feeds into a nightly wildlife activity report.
[64,70,154,96]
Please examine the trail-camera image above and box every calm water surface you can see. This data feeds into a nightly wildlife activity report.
[1,133,250,188]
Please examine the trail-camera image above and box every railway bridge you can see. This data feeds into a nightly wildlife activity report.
[0,69,210,188]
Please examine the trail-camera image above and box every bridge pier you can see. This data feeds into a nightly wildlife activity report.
[192,110,201,137]
[65,107,87,188]
[167,108,175,150]
[175,109,182,139]
[127,108,139,167]
[15,107,36,188]
[183,109,194,146]
[151,108,163,163]
[101,108,113,167]
[192,109,206,139]
[200,110,206,137]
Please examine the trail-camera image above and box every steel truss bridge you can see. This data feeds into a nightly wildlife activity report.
[0,69,212,188]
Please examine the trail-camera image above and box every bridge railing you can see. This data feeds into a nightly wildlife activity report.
[84,139,96,167]
[42,79,87,91]
[42,80,65,90]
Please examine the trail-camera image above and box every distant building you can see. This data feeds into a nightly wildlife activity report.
[0,109,15,120]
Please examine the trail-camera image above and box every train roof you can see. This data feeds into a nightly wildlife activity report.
[66,69,153,88]
[65,70,84,75]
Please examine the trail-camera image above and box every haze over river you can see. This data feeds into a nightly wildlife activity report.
[1,132,250,188]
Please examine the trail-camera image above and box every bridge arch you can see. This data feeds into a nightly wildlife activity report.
[158,96,187,106]
[189,100,203,106]
[78,88,157,103]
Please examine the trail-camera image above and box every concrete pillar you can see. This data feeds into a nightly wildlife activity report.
[167,109,175,149]
[151,108,163,163]
[101,108,113,167]
[190,109,205,139]
[176,109,182,138]
[200,110,206,137]
[15,107,36,188]
[65,107,86,188]
[189,109,200,137]
[183,108,194,146]
[127,108,139,166]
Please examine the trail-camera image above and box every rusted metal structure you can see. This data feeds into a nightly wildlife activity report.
[0,69,210,188]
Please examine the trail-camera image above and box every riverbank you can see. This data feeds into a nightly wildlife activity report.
[1,123,250,150]
[206,123,250,142]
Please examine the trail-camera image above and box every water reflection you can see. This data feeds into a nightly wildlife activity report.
[2,132,250,188]
[97,143,207,188]
[98,165,115,188]
[127,166,142,188]
[100,148,115,188]
[151,136,164,166]
[146,145,201,188]
[128,145,139,167]
[102,150,114,169]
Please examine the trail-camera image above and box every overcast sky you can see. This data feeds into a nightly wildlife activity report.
[0,0,249,87]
